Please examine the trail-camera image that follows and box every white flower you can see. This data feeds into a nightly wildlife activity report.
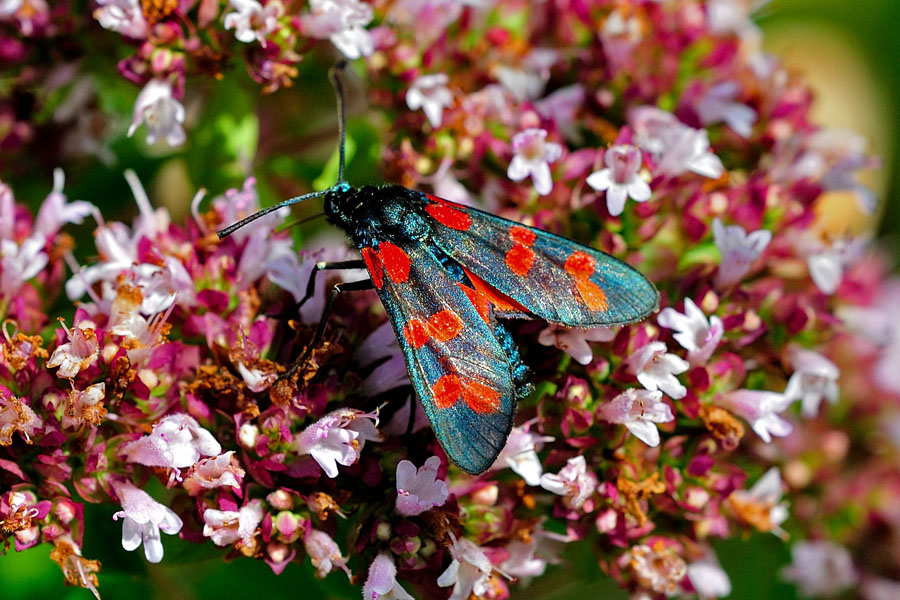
[93,0,148,39]
[437,535,493,600]
[625,341,690,400]
[712,218,772,288]
[127,79,186,147]
[121,413,222,474]
[537,324,615,366]
[729,467,789,537]
[303,527,351,577]
[507,128,563,195]
[112,481,183,563]
[33,169,95,239]
[293,408,381,478]
[719,389,793,443]
[363,553,415,600]
[686,548,732,599]
[539,455,597,509]
[395,456,449,516]
[406,73,453,128]
[657,297,723,365]
[696,81,757,138]
[629,106,724,179]
[302,0,374,60]
[781,540,857,597]
[784,347,840,418]
[224,0,282,43]
[586,145,651,216]
[202,499,264,547]
[490,423,554,485]
[46,320,99,379]
[0,236,48,297]
[597,388,674,447]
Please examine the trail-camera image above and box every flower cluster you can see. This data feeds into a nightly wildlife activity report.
[2,1,899,599]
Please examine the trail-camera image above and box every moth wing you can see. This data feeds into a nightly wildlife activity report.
[421,195,659,326]
[359,237,517,474]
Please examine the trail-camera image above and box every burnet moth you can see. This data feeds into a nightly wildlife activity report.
[218,65,659,475]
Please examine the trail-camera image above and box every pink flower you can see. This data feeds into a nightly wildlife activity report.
[784,347,840,418]
[730,467,789,537]
[202,499,264,547]
[491,422,554,485]
[112,480,183,563]
[363,553,415,600]
[293,408,381,478]
[0,394,42,445]
[537,324,615,366]
[625,341,690,399]
[61,383,106,430]
[47,319,99,379]
[507,128,563,196]
[93,0,148,39]
[127,79,185,147]
[33,169,95,239]
[406,73,453,128]
[712,218,771,288]
[781,541,857,597]
[629,106,724,178]
[597,388,674,447]
[302,0,374,60]
[719,390,792,443]
[686,548,732,599]
[183,451,245,493]
[437,534,493,600]
[625,543,688,595]
[539,455,597,510]
[224,0,283,43]
[586,145,651,216]
[395,456,449,516]
[0,236,48,297]
[303,527,351,578]
[121,414,222,473]
[657,298,723,365]
[695,81,757,138]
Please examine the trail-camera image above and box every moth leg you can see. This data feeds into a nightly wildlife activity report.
[283,278,374,380]
[268,260,366,321]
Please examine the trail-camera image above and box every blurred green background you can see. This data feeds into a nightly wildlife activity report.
[2,0,898,598]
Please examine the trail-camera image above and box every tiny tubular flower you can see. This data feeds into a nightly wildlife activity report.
[127,78,186,147]
[597,388,674,447]
[537,324,615,366]
[0,236,48,297]
[93,0,148,39]
[406,73,454,128]
[437,534,493,600]
[686,547,732,599]
[363,553,415,600]
[625,542,688,595]
[539,455,597,510]
[657,297,724,365]
[586,145,651,216]
[625,341,690,400]
[224,0,283,44]
[121,413,223,474]
[719,390,792,443]
[112,480,183,563]
[46,319,99,379]
[304,527,351,578]
[507,128,563,196]
[184,451,245,493]
[491,422,554,486]
[395,455,449,516]
[293,408,381,478]
[780,541,858,597]
[784,346,840,418]
[34,168,95,239]
[0,394,43,445]
[629,106,724,178]
[202,499,264,547]
[727,467,789,537]
[302,0,374,60]
[712,218,772,288]
[695,81,757,138]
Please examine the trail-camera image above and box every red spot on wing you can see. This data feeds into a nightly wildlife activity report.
[509,225,536,246]
[361,247,383,289]
[564,251,608,311]
[459,267,529,323]
[505,244,535,277]
[379,242,411,284]
[426,203,472,231]
[564,251,596,279]
[402,318,430,349]
[459,282,491,323]
[462,380,501,414]
[428,309,463,342]
[432,374,462,409]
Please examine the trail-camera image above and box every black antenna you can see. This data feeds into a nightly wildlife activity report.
[217,62,350,240]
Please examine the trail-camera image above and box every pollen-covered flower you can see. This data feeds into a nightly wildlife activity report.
[363,553,415,600]
[625,341,690,400]
[121,413,222,473]
[712,218,772,288]
[127,79,186,147]
[0,394,43,445]
[625,542,688,595]
[507,128,563,195]
[780,541,858,597]
[395,455,449,516]
[657,298,724,365]
[491,422,554,485]
[719,390,792,443]
[292,408,381,478]
[437,535,493,600]
[46,320,99,379]
[537,324,615,366]
[202,499,264,547]
[540,455,597,510]
[784,347,840,418]
[302,0,374,60]
[597,388,674,447]
[406,73,453,129]
[112,480,183,563]
[183,452,244,493]
[586,145,651,215]
[224,0,283,44]
[727,467,789,537]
